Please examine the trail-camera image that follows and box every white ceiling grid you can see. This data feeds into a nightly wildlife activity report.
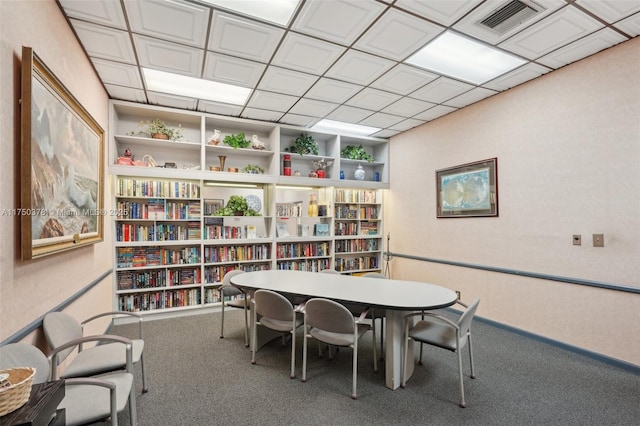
[57,0,640,138]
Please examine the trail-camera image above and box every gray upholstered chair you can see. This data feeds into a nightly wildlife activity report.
[251,289,303,379]
[218,269,250,347]
[43,311,147,393]
[361,272,387,358]
[301,298,378,399]
[401,298,480,408]
[0,342,136,425]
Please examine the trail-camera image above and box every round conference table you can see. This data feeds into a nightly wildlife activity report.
[231,269,457,390]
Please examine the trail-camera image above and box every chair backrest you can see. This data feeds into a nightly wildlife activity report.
[305,298,355,334]
[361,272,387,279]
[458,298,480,343]
[221,269,245,297]
[254,289,294,321]
[320,269,339,274]
[0,343,50,384]
[43,312,83,363]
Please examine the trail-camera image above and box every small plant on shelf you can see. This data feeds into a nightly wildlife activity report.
[223,132,251,149]
[242,164,264,174]
[129,119,183,141]
[214,195,260,216]
[340,144,374,162]
[287,134,318,156]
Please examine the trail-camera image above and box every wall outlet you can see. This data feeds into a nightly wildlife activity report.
[593,234,604,247]
[573,235,581,246]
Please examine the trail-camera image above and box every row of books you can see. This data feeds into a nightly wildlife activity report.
[275,259,331,272]
[116,222,201,242]
[335,238,380,253]
[203,244,271,263]
[116,200,201,220]
[117,246,201,268]
[359,222,379,235]
[204,264,270,284]
[116,178,200,199]
[117,267,202,290]
[203,289,247,304]
[276,242,331,259]
[335,256,379,272]
[203,225,245,239]
[118,288,202,312]
[275,202,303,218]
[334,222,359,236]
[335,189,377,204]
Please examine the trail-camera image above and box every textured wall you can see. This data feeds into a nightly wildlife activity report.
[0,0,113,344]
[386,37,640,365]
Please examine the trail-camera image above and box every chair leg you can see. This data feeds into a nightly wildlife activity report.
[220,300,225,339]
[251,309,257,365]
[372,322,378,373]
[243,299,250,347]
[351,340,358,399]
[140,353,149,393]
[290,327,296,379]
[419,342,424,365]
[379,317,384,361]
[302,326,308,383]
[468,335,476,379]
[456,348,466,408]
[128,378,138,426]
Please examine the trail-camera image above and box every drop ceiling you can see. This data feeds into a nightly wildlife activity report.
[57,0,640,138]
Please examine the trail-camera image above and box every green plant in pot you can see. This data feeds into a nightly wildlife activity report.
[340,144,374,162]
[214,195,259,216]
[287,134,318,156]
[223,132,251,149]
[131,119,183,141]
[242,164,264,174]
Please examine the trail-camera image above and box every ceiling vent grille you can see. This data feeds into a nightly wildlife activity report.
[477,0,544,35]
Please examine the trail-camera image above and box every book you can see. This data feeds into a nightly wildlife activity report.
[276,223,290,237]
[246,225,257,239]
[314,223,330,236]
[297,224,310,237]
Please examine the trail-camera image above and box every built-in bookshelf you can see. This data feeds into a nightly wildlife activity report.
[109,99,388,315]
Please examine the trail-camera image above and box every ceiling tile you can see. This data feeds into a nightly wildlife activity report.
[59,0,127,29]
[147,92,198,110]
[289,99,339,117]
[483,63,552,91]
[576,0,640,23]
[104,84,147,103]
[241,108,284,122]
[203,52,266,87]
[359,112,405,128]
[134,34,203,77]
[291,0,386,45]
[91,58,143,88]
[326,105,375,123]
[614,12,640,36]
[371,64,439,95]
[69,19,136,63]
[198,101,243,116]
[537,28,627,68]
[125,0,210,47]
[388,118,426,132]
[305,78,364,103]
[413,105,457,121]
[372,129,400,138]
[271,32,346,75]
[409,77,473,104]
[247,90,299,112]
[208,11,285,63]
[498,6,604,60]
[354,8,444,61]
[346,88,402,111]
[257,67,318,96]
[325,50,396,85]
[279,113,319,127]
[444,87,498,108]
[394,0,481,26]
[453,0,566,45]
[382,97,435,117]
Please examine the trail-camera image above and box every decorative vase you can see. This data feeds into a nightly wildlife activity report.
[308,170,318,178]
[354,164,365,181]
[151,133,169,140]
[316,169,326,178]
[218,155,226,170]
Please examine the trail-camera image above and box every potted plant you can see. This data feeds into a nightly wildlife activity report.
[242,164,264,174]
[132,119,183,141]
[340,144,374,162]
[287,134,318,156]
[223,132,251,149]
[214,195,260,216]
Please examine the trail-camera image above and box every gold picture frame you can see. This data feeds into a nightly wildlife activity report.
[20,46,105,260]
[436,158,498,218]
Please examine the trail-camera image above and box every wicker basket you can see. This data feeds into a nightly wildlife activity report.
[0,367,35,416]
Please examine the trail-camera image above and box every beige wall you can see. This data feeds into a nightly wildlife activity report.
[0,0,113,346]
[387,37,640,365]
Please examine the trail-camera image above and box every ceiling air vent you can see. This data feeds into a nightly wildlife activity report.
[477,0,545,35]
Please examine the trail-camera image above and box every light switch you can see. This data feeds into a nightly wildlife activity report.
[573,235,581,246]
[593,234,604,247]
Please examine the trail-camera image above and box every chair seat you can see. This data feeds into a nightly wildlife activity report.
[61,339,144,378]
[309,323,370,347]
[260,316,303,333]
[409,319,457,351]
[61,372,133,426]
[226,297,250,309]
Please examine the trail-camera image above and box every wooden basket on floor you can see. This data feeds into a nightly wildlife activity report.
[0,367,35,416]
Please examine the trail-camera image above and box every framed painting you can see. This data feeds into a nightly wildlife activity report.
[436,158,498,218]
[20,46,104,260]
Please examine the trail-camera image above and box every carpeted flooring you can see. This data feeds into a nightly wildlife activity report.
[94,309,639,425]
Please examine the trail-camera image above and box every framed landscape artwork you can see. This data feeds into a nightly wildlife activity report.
[20,46,104,260]
[436,158,498,218]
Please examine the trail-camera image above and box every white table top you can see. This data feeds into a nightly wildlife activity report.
[230,270,457,311]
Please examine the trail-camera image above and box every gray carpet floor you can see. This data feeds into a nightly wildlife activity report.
[96,309,638,425]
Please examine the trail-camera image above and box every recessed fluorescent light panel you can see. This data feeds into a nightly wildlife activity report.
[199,0,300,26]
[406,31,526,85]
[143,68,251,105]
[311,119,381,137]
